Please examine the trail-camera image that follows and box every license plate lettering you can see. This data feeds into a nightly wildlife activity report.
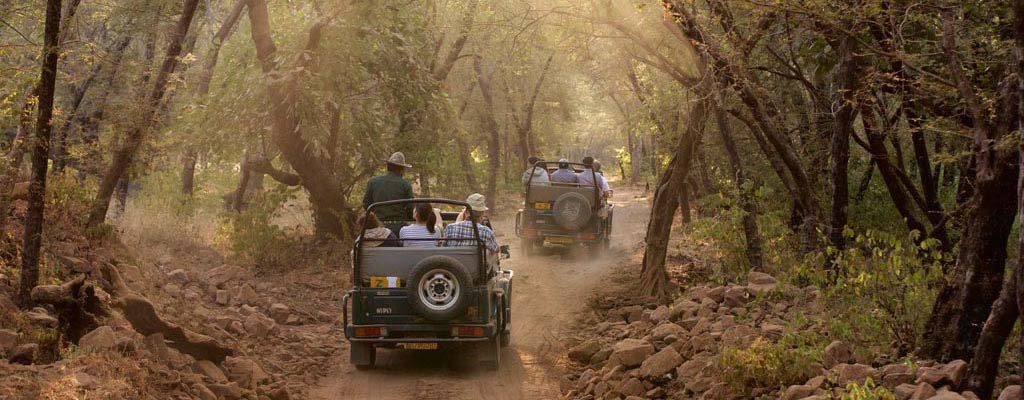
[403,342,438,350]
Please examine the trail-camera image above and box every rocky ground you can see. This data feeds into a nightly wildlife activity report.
[560,268,1022,400]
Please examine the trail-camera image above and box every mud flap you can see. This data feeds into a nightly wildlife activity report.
[351,342,376,370]
[477,338,500,371]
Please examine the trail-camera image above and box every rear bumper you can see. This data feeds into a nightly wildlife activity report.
[344,323,496,342]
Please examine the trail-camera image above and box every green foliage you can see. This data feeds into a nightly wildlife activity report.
[216,186,303,270]
[841,379,896,400]
[718,334,823,395]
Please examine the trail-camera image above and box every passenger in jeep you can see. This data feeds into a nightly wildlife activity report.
[550,158,579,184]
[399,203,441,247]
[521,156,550,186]
[357,213,400,247]
[444,193,499,254]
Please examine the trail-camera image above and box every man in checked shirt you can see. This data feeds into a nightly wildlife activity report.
[443,193,499,255]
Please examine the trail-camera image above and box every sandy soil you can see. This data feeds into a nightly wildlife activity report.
[310,189,650,400]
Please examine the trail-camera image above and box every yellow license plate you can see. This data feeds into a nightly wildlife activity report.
[403,342,438,350]
[534,202,551,210]
[547,236,574,244]
[369,276,401,288]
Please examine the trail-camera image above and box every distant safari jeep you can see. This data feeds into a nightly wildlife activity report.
[343,198,513,371]
[515,161,613,255]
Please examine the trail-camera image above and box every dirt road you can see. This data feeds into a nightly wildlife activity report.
[310,190,650,400]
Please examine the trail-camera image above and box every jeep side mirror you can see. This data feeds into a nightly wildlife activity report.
[500,245,511,259]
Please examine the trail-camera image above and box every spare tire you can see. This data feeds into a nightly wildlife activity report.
[407,256,472,321]
[553,192,593,231]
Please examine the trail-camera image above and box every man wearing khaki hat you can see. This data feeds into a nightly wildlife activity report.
[363,152,415,233]
[443,193,498,254]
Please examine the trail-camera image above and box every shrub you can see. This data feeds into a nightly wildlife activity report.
[842,379,896,400]
[718,335,821,395]
[216,185,303,270]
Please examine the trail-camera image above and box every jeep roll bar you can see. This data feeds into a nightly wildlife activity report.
[523,161,602,211]
[355,198,486,286]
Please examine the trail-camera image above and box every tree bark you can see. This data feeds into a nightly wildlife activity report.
[966,268,1018,399]
[827,33,859,256]
[86,0,200,229]
[640,94,708,301]
[20,0,62,308]
[181,0,246,197]
[715,102,762,269]
[515,53,554,163]
[474,57,500,209]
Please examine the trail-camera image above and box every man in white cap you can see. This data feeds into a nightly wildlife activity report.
[550,158,579,184]
[363,152,415,233]
[444,193,498,254]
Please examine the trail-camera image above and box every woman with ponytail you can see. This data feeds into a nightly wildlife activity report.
[399,203,441,247]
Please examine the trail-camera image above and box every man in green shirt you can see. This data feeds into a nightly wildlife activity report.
[363,152,415,233]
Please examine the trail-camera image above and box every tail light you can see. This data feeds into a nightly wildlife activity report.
[522,228,538,238]
[354,327,387,337]
[577,233,598,240]
[451,326,485,337]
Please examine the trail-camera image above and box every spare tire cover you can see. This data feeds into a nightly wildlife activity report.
[407,255,472,321]
[553,192,593,231]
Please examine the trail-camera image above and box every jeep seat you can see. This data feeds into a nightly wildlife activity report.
[359,246,489,284]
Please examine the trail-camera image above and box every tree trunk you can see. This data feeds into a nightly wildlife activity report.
[474,57,500,209]
[966,268,1018,399]
[640,96,708,301]
[20,0,62,308]
[715,103,762,269]
[855,159,875,202]
[827,33,859,256]
[86,0,200,229]
[628,128,642,184]
[245,0,347,240]
[182,0,246,197]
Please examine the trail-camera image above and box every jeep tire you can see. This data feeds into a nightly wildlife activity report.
[552,192,593,231]
[407,256,472,321]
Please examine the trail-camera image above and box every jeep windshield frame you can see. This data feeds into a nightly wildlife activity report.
[355,198,486,287]
[523,161,601,211]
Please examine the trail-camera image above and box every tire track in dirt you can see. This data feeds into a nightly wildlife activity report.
[310,189,650,400]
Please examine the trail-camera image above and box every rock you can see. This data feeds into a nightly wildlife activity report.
[651,322,686,341]
[167,269,189,284]
[670,299,699,320]
[9,343,37,364]
[707,286,726,303]
[747,271,778,293]
[203,265,245,288]
[961,391,980,400]
[940,360,968,388]
[208,382,244,399]
[184,288,202,301]
[71,372,97,389]
[119,264,143,283]
[569,339,602,363]
[650,305,670,323]
[883,373,916,389]
[164,282,182,298]
[929,391,966,400]
[999,386,1022,400]
[917,367,947,386]
[782,385,816,400]
[676,358,707,378]
[909,383,936,400]
[607,338,654,368]
[243,312,276,338]
[617,377,645,397]
[269,303,291,324]
[806,375,826,389]
[832,363,876,387]
[881,363,912,376]
[216,290,230,305]
[723,286,749,307]
[0,329,16,355]
[761,323,784,339]
[593,381,609,397]
[78,326,117,351]
[823,340,855,369]
[25,309,58,328]
[893,383,917,399]
[233,284,259,306]
[195,360,228,383]
[224,357,271,390]
[638,346,683,379]
[590,347,612,365]
[194,383,218,400]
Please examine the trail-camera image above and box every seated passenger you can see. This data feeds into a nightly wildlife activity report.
[400,203,441,247]
[443,193,499,254]
[593,160,613,198]
[521,156,550,186]
[358,213,400,247]
[579,157,612,198]
[550,158,579,184]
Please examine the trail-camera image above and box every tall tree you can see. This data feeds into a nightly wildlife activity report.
[19,0,63,307]
[85,0,201,229]
[474,56,501,209]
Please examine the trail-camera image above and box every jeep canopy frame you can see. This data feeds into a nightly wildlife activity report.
[355,198,486,287]
[523,161,602,211]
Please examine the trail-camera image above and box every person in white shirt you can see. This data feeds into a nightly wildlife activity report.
[521,156,550,186]
[578,156,610,196]
[592,160,613,198]
[399,203,441,247]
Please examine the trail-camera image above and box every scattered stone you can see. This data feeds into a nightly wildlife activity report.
[71,372,97,389]
[706,286,726,303]
[243,312,276,338]
[164,283,182,298]
[832,363,876,387]
[195,360,228,383]
[167,269,189,284]
[930,391,966,400]
[782,384,816,400]
[617,377,645,397]
[208,382,244,399]
[216,290,230,305]
[638,346,683,379]
[9,343,37,364]
[607,338,654,368]
[25,309,58,328]
[823,340,855,369]
[999,386,1022,400]
[676,358,706,379]
[917,367,947,386]
[194,383,218,400]
[723,287,749,307]
[747,271,778,293]
[269,303,291,324]
[569,339,602,363]
[203,265,245,288]
[883,373,916,389]
[909,383,936,400]
[651,322,686,341]
[649,305,670,323]
[761,323,784,339]
[233,284,259,306]
[0,329,16,354]
[224,357,271,390]
[78,325,118,351]
[590,347,612,365]
[894,383,917,399]
[940,360,968,388]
